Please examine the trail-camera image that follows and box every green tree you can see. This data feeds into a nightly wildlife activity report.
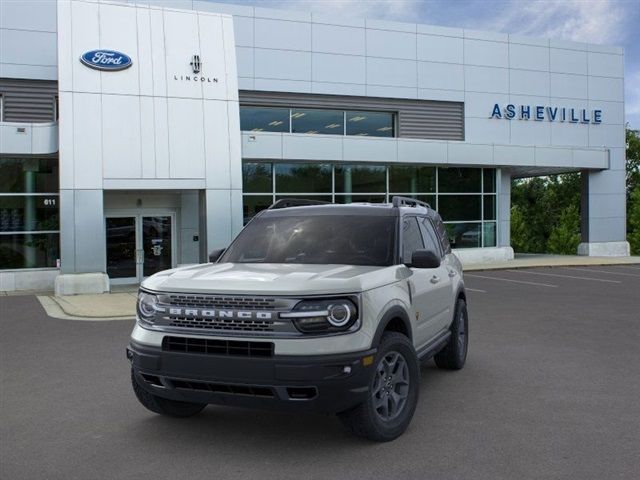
[547,204,581,254]
[626,128,640,198]
[628,187,640,255]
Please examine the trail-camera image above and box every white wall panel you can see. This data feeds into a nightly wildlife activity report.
[254,49,311,81]
[199,14,230,101]
[164,10,201,99]
[465,66,509,93]
[397,140,448,163]
[510,119,551,146]
[588,76,624,102]
[587,52,623,78]
[153,97,170,178]
[71,0,101,93]
[417,62,463,91]
[282,135,342,160]
[509,44,549,71]
[312,53,365,84]
[231,15,254,47]
[72,93,102,189]
[312,24,365,56]
[417,34,463,64]
[0,29,57,67]
[465,92,508,118]
[589,100,624,125]
[366,58,417,88]
[1,0,57,31]
[204,100,231,189]
[149,8,167,97]
[550,73,588,99]
[464,39,508,67]
[448,143,493,165]
[236,47,254,77]
[139,96,156,178]
[136,7,154,96]
[550,48,587,75]
[99,3,140,96]
[254,18,311,51]
[167,98,206,178]
[510,69,549,97]
[465,118,510,144]
[550,122,589,147]
[102,94,142,179]
[366,29,416,60]
[494,145,534,166]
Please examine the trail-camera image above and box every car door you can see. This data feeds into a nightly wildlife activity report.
[419,217,454,333]
[401,216,450,348]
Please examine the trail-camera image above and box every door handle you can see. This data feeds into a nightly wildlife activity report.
[430,275,440,284]
[448,270,457,278]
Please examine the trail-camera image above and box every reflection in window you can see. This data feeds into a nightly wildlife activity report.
[0,196,59,232]
[438,168,481,193]
[335,165,386,193]
[0,158,59,193]
[484,195,496,221]
[0,233,59,269]
[291,109,343,135]
[445,223,481,249]
[242,163,272,193]
[242,195,272,225]
[483,222,496,247]
[438,195,481,222]
[334,195,386,204]
[483,169,496,193]
[346,111,394,137]
[240,107,289,133]
[275,164,331,193]
[389,165,435,193]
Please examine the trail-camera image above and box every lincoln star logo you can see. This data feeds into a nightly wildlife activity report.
[80,50,132,71]
[190,54,201,74]
[167,308,273,320]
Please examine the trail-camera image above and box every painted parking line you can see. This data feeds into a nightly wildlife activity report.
[465,273,557,288]
[506,269,622,284]
[465,287,487,293]
[564,267,640,278]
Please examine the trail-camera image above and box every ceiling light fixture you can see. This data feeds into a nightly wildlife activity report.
[268,120,283,126]
[349,116,366,122]
[324,123,341,129]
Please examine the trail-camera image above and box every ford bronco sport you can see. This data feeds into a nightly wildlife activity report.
[128,197,468,441]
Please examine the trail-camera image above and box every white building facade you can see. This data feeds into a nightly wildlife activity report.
[0,0,629,293]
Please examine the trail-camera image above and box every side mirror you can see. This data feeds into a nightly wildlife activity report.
[409,249,441,269]
[208,248,225,263]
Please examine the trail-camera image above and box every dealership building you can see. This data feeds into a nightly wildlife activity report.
[0,0,629,293]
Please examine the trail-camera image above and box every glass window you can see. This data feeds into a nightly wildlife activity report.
[483,222,496,247]
[346,111,394,137]
[445,223,481,249]
[0,233,59,269]
[335,165,386,193]
[220,215,397,266]
[389,165,435,193]
[291,109,344,135]
[242,195,273,225]
[275,163,331,193]
[242,163,272,193]
[438,195,481,222]
[0,158,59,193]
[484,195,496,221]
[334,194,387,204]
[0,196,59,232]
[438,167,481,193]
[419,218,442,256]
[240,107,289,133]
[402,217,424,264]
[483,169,496,193]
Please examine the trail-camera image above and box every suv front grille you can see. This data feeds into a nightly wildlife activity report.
[162,336,274,357]
[167,316,275,332]
[166,294,278,310]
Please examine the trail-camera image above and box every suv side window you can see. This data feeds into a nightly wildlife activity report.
[419,217,442,257]
[402,217,424,264]
[432,216,451,254]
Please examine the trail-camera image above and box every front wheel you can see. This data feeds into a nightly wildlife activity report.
[338,332,420,442]
[434,298,468,370]
[131,370,206,418]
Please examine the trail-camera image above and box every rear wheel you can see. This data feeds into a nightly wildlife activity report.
[131,369,206,418]
[338,332,419,442]
[434,298,468,370]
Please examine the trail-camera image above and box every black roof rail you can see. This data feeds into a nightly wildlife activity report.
[268,198,331,210]
[391,196,431,209]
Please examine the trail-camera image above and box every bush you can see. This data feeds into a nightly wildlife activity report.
[628,187,640,255]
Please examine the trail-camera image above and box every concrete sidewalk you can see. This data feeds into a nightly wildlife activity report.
[33,254,640,320]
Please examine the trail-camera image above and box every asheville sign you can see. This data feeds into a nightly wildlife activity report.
[490,104,602,124]
[80,50,132,71]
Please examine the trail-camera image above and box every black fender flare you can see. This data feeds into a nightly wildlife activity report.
[371,305,413,348]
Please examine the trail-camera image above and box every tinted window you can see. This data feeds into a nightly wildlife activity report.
[402,217,424,264]
[242,163,272,193]
[275,163,331,193]
[438,195,481,222]
[483,169,496,193]
[240,107,289,132]
[0,196,59,232]
[419,217,442,257]
[0,158,59,193]
[291,109,343,135]
[432,216,451,254]
[389,165,435,193]
[346,111,394,137]
[438,168,481,193]
[242,195,272,225]
[335,165,386,193]
[221,215,396,266]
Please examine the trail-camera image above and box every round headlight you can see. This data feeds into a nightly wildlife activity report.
[327,303,352,327]
[137,291,158,323]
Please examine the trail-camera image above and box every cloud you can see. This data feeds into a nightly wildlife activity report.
[477,0,630,45]
[255,0,421,22]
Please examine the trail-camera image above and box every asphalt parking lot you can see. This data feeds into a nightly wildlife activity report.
[2,265,640,480]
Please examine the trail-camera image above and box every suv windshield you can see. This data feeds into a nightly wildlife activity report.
[220,214,397,266]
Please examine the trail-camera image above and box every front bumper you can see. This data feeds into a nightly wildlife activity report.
[128,340,376,414]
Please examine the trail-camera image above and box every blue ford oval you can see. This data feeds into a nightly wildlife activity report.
[80,50,132,71]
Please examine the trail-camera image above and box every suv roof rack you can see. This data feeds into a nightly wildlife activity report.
[268,198,331,210]
[391,196,431,209]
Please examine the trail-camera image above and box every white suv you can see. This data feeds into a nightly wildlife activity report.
[128,197,468,441]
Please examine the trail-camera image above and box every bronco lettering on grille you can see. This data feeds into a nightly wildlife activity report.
[167,308,274,320]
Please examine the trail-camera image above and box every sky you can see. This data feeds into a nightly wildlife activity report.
[213,0,640,129]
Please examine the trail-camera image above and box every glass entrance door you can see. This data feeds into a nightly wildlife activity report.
[105,214,174,283]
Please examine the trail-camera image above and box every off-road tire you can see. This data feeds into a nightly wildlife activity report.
[338,332,419,442]
[434,298,468,370]
[131,369,206,417]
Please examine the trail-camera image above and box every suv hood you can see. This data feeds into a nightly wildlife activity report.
[142,262,404,295]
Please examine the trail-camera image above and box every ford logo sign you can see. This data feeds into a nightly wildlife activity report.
[80,50,132,71]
